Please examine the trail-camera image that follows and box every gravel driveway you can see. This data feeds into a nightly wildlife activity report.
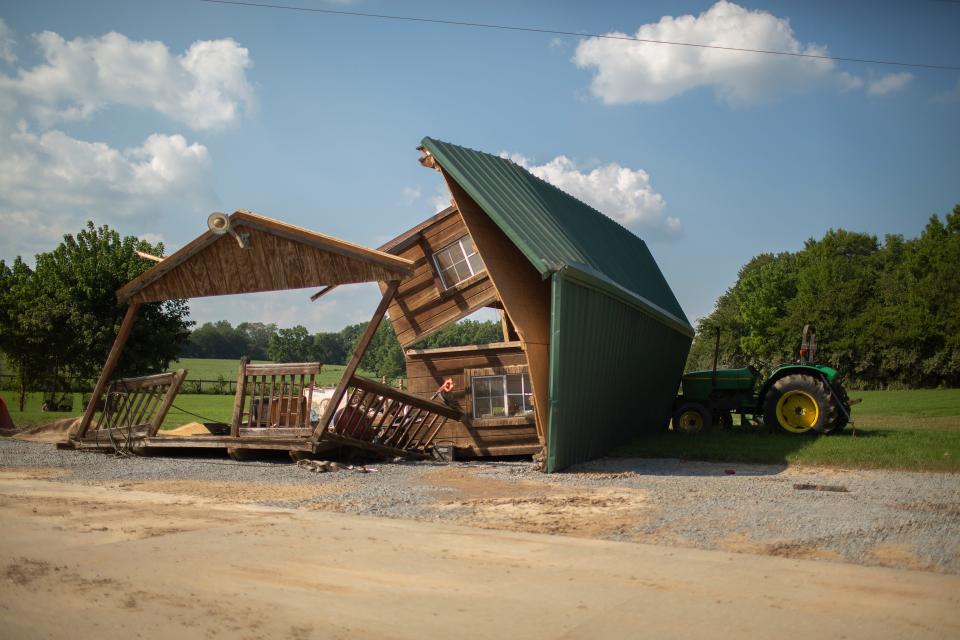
[2,438,958,573]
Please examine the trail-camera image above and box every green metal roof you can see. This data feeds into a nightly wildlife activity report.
[421,137,692,332]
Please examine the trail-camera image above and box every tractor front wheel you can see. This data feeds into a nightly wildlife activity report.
[673,402,711,434]
[763,374,836,435]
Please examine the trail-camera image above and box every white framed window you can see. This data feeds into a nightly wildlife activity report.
[433,235,485,289]
[472,372,533,419]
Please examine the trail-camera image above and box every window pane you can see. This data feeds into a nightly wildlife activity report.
[440,266,459,288]
[467,253,485,274]
[488,376,505,396]
[435,249,456,270]
[433,236,484,289]
[506,394,524,416]
[490,396,505,416]
[506,374,524,395]
[523,393,533,412]
[475,398,491,418]
[453,260,473,283]
[475,378,489,397]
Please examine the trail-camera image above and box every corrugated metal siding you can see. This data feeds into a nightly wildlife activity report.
[422,137,689,324]
[546,272,692,472]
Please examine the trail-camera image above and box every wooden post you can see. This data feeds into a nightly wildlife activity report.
[311,280,400,442]
[230,356,249,437]
[148,369,187,436]
[75,303,141,440]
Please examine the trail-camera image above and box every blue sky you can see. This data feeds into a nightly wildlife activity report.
[1,0,958,332]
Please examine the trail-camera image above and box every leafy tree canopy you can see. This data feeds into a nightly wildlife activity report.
[0,222,192,409]
[687,205,960,389]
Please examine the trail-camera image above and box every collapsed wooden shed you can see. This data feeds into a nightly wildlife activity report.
[69,211,463,459]
[69,138,693,472]
[377,138,695,471]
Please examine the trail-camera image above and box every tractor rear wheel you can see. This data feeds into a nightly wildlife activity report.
[763,374,839,435]
[673,402,711,434]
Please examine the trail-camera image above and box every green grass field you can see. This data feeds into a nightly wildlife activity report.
[613,389,960,472]
[167,358,361,388]
[4,383,959,472]
[2,358,372,428]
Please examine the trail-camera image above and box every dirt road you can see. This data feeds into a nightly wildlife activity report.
[1,470,958,639]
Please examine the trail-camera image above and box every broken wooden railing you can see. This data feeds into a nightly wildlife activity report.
[76,370,187,446]
[231,359,320,437]
[316,374,461,457]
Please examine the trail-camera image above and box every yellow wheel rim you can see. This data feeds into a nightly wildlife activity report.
[678,410,704,432]
[775,390,819,433]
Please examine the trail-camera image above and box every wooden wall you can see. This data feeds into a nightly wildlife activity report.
[381,209,498,347]
[405,343,541,457]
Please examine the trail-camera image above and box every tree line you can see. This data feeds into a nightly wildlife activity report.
[687,205,960,389]
[182,318,504,379]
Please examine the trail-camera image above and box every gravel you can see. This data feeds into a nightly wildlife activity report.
[2,438,959,573]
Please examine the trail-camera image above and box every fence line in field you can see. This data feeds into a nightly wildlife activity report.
[0,373,405,396]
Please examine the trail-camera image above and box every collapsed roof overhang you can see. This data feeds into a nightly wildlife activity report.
[117,210,414,304]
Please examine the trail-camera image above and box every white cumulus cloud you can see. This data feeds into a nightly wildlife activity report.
[867,72,912,96]
[0,23,249,261]
[574,0,866,105]
[0,118,216,259]
[1,29,254,129]
[0,17,16,64]
[503,153,680,237]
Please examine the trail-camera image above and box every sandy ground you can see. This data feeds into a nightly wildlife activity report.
[1,469,959,639]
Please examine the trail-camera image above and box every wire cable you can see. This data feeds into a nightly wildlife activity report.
[198,0,960,72]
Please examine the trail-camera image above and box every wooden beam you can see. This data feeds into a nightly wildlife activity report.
[309,285,335,302]
[230,357,249,437]
[311,280,400,443]
[135,250,164,262]
[74,303,141,440]
[148,369,187,436]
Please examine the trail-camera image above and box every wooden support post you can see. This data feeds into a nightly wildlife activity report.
[148,369,187,436]
[311,280,400,442]
[75,303,141,440]
[230,357,249,437]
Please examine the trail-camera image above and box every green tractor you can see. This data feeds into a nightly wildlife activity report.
[672,325,854,435]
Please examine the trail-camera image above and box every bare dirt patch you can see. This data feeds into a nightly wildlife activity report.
[868,543,942,572]
[114,479,335,503]
[446,490,649,537]
[0,467,69,480]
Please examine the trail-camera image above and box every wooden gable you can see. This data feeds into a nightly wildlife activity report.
[118,210,413,303]
[378,207,498,347]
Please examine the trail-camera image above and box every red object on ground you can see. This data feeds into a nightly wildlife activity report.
[724,468,736,475]
[0,397,14,431]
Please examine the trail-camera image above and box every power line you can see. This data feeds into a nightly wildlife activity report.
[198,0,960,72]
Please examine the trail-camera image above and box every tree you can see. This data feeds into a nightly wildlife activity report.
[312,332,347,365]
[0,222,192,408]
[686,204,960,388]
[268,325,314,362]
[236,322,276,360]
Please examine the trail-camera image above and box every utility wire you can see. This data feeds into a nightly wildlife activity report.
[199,0,960,72]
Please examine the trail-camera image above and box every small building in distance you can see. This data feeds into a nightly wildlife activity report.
[381,138,694,472]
